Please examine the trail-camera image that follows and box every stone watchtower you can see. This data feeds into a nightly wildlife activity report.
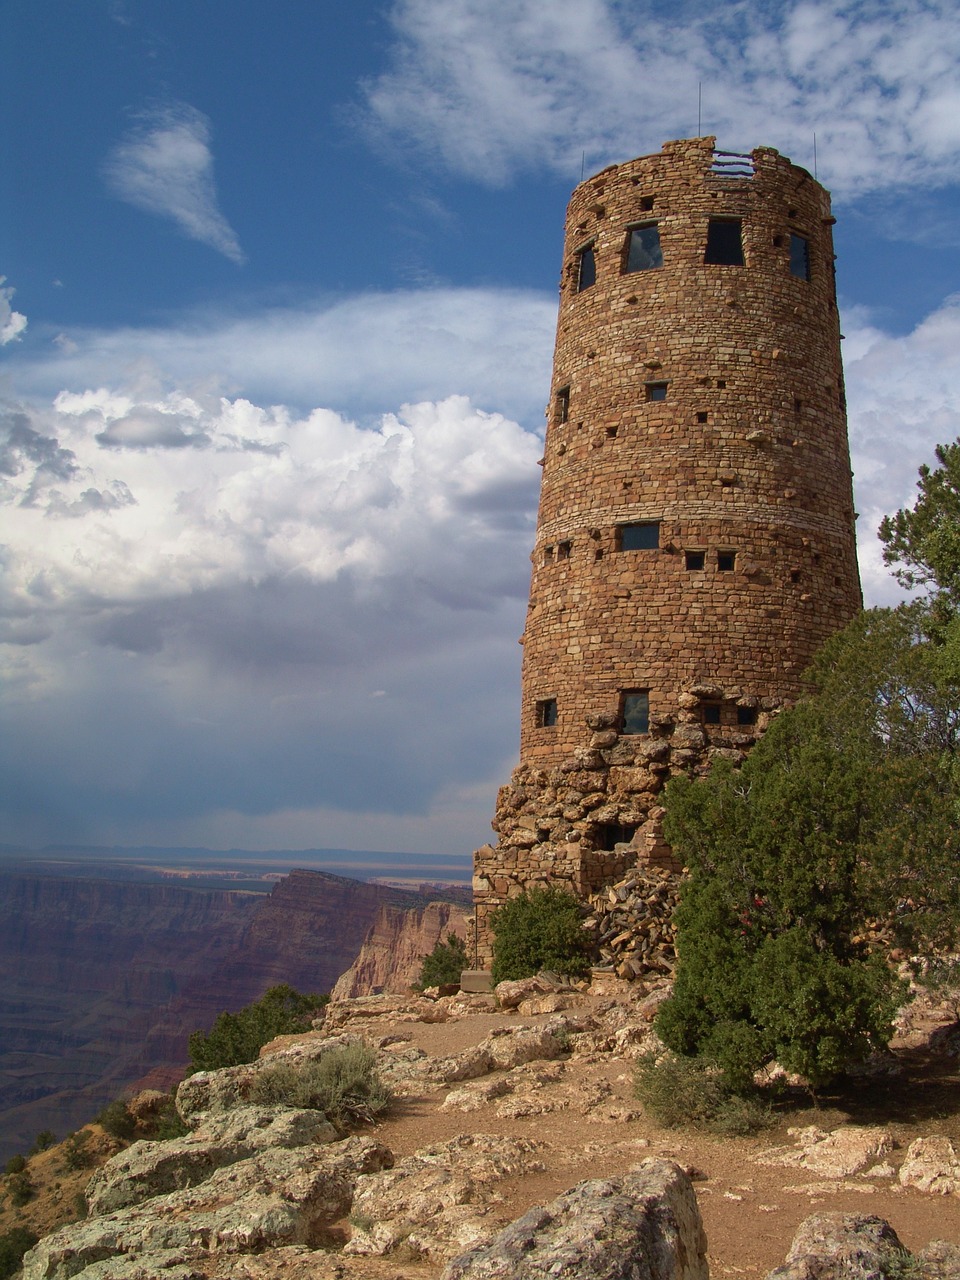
[472,137,862,968]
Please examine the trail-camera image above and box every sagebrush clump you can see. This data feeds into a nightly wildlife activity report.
[250,1042,389,1128]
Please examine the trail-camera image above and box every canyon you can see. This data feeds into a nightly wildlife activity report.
[0,860,468,1161]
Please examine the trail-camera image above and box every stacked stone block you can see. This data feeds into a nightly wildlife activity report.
[473,137,862,967]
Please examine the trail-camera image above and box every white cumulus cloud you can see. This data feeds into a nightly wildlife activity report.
[0,278,27,345]
[364,0,960,197]
[103,102,245,263]
[845,294,960,604]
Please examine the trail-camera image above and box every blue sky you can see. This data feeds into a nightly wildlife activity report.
[2,0,960,857]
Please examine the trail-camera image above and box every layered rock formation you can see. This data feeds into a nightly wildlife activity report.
[331,901,471,999]
[0,868,455,1161]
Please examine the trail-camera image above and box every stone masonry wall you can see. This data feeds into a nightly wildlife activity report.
[473,138,862,967]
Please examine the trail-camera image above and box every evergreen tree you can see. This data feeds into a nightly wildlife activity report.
[657,468,960,1088]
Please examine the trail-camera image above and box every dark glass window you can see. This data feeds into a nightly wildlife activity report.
[737,705,758,726]
[705,219,744,265]
[577,246,596,291]
[536,698,558,728]
[646,382,668,402]
[790,233,811,280]
[556,386,570,423]
[717,551,736,572]
[621,690,649,735]
[624,224,662,273]
[618,522,660,550]
[702,702,722,725]
[685,550,705,570]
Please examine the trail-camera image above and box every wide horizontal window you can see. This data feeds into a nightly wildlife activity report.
[617,522,660,550]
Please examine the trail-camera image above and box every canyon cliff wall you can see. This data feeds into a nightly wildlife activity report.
[331,900,471,999]
[0,868,442,1161]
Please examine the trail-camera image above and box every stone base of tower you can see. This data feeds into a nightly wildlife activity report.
[472,686,785,968]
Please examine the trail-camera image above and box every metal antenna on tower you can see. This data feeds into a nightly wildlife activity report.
[813,133,818,179]
[698,82,702,136]
[580,150,585,182]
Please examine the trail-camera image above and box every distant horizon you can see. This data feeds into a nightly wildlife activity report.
[0,842,473,884]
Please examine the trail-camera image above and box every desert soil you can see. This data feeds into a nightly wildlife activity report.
[353,995,960,1279]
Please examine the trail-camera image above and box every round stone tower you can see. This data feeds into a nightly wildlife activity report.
[471,137,861,970]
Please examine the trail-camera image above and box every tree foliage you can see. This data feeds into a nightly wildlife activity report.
[656,445,960,1090]
[187,984,329,1074]
[880,440,960,614]
[658,609,960,1089]
[417,933,467,990]
[0,1227,39,1280]
[490,885,592,985]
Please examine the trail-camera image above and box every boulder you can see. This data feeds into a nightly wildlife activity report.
[898,1135,960,1195]
[756,1126,894,1179]
[23,1137,392,1280]
[86,1106,337,1214]
[494,976,555,1009]
[344,1133,545,1263]
[765,1212,908,1279]
[440,1159,707,1280]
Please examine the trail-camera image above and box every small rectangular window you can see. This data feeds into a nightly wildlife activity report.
[536,698,558,728]
[685,550,705,571]
[717,551,736,572]
[618,522,660,551]
[577,245,596,291]
[621,690,649,735]
[639,196,654,212]
[543,545,554,564]
[557,540,571,560]
[624,224,663,273]
[556,386,570,424]
[701,702,722,725]
[646,382,668,402]
[789,233,810,280]
[696,411,708,423]
[705,219,744,266]
[736,705,758,726]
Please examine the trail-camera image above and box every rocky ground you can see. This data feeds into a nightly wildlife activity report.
[5,973,960,1279]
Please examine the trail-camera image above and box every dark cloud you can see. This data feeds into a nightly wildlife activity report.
[96,406,211,450]
[0,407,78,498]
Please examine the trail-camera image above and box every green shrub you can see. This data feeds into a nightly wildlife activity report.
[140,1093,189,1141]
[5,1170,34,1207]
[95,1099,136,1141]
[29,1130,56,1154]
[61,1131,91,1172]
[250,1042,390,1127]
[0,1226,39,1279]
[3,1156,25,1176]
[490,885,592,985]
[633,1052,772,1135]
[187,984,329,1073]
[417,933,467,989]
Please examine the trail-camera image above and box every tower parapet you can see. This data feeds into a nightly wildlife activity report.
[472,137,861,968]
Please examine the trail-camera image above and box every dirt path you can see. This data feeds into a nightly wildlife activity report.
[342,992,960,1279]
